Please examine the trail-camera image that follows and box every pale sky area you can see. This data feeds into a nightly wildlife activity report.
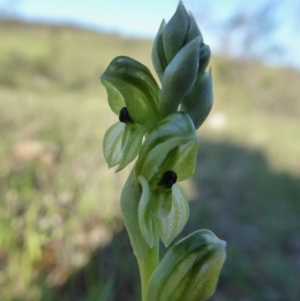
[1,0,300,68]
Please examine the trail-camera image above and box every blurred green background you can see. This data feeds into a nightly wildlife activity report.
[0,1,300,301]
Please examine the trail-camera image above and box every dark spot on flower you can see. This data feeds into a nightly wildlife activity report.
[119,107,133,123]
[158,170,177,189]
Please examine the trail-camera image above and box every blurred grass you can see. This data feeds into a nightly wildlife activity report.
[0,20,299,301]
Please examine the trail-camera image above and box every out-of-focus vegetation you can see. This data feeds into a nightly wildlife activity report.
[0,20,299,301]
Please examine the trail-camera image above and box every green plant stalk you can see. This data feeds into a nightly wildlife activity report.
[137,242,159,301]
[101,2,226,300]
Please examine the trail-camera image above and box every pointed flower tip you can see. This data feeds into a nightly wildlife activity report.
[177,0,185,10]
[114,166,123,173]
[219,238,227,248]
[201,229,227,252]
[146,229,226,301]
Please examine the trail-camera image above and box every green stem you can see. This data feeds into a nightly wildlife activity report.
[137,242,159,301]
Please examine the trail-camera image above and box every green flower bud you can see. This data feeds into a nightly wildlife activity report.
[151,19,167,82]
[152,1,211,118]
[147,230,226,301]
[185,13,203,45]
[160,37,202,117]
[180,70,214,129]
[163,1,190,63]
[101,56,160,124]
[135,113,199,247]
[152,1,203,76]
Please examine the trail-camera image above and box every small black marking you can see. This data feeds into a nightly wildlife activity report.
[158,170,177,189]
[119,107,133,123]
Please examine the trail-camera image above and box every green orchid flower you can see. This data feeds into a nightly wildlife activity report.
[135,112,199,248]
[101,56,160,171]
[119,112,200,300]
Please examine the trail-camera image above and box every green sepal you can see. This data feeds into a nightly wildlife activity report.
[197,43,211,79]
[121,169,158,259]
[138,136,190,182]
[186,13,203,44]
[101,79,125,116]
[116,123,145,172]
[105,78,158,124]
[146,230,226,301]
[100,56,160,124]
[103,121,149,172]
[138,175,159,248]
[153,184,189,247]
[162,1,189,64]
[103,122,125,168]
[135,112,198,183]
[181,70,213,129]
[169,140,199,182]
[152,19,167,82]
[160,37,201,117]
